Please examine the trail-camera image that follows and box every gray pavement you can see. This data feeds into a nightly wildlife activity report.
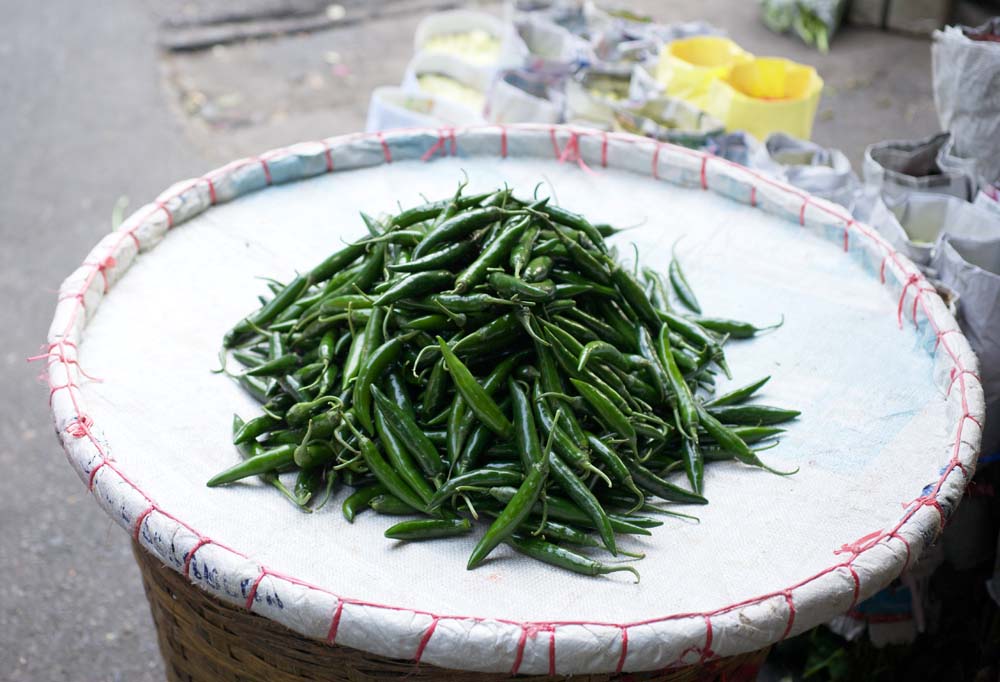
[1,2,942,680]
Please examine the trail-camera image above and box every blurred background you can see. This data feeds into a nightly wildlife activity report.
[4,1,1000,681]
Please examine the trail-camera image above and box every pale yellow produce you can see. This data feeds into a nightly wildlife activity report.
[422,30,501,65]
[416,74,486,112]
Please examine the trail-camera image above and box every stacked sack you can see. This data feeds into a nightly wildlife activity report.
[365,1,824,150]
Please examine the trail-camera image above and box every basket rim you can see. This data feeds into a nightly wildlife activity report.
[42,123,983,674]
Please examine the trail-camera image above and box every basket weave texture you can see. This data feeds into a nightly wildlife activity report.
[133,543,767,681]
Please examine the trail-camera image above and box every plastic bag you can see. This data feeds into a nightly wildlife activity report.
[704,57,824,141]
[764,132,858,209]
[401,52,493,117]
[932,23,1000,188]
[932,234,1000,454]
[654,35,752,109]
[365,87,486,132]
[612,96,724,148]
[760,0,848,52]
[863,132,977,203]
[867,191,1000,266]
[414,9,527,71]
[515,14,593,76]
[564,68,630,128]
[485,70,564,124]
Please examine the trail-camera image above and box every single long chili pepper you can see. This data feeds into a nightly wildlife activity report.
[225,275,309,347]
[669,244,701,313]
[522,519,636,556]
[373,401,435,504]
[392,191,493,229]
[454,419,495,475]
[346,417,428,511]
[510,224,539,277]
[437,337,514,439]
[509,379,542,470]
[628,461,708,505]
[233,414,282,445]
[727,425,785,443]
[611,265,661,329]
[400,313,454,332]
[706,404,801,425]
[506,535,639,581]
[531,238,569,259]
[447,353,521,467]
[577,340,635,373]
[655,325,699,442]
[467,438,548,569]
[487,272,556,301]
[454,215,532,293]
[570,378,637,455]
[342,484,387,523]
[207,444,295,487]
[419,293,519,313]
[537,204,609,254]
[352,336,405,434]
[385,518,473,540]
[549,448,617,554]
[371,385,444,477]
[412,206,506,258]
[551,314,599,344]
[695,403,798,475]
[388,240,476,273]
[307,241,368,283]
[427,468,523,510]
[235,374,270,404]
[487,488,653,535]
[371,270,453,307]
[242,354,299,378]
[339,324,368,391]
[232,415,299,504]
[534,348,588,450]
[685,315,783,339]
[420,358,448,419]
[369,493,419,515]
[705,377,771,407]
[547,223,611,284]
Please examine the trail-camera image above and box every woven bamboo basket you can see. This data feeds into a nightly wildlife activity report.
[133,544,767,682]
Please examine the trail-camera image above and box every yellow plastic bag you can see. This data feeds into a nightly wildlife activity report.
[704,57,824,140]
[654,36,752,109]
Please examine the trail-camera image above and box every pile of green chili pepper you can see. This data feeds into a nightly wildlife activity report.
[209,182,799,580]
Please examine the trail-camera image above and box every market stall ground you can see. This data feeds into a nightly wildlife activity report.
[1,1,955,681]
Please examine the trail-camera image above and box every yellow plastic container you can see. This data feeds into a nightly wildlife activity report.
[654,36,752,109]
[704,57,824,141]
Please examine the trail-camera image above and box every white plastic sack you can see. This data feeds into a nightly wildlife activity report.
[932,22,1000,187]
[365,87,486,132]
[863,132,977,203]
[515,14,593,76]
[867,191,1000,266]
[47,126,982,675]
[485,71,564,124]
[400,52,493,119]
[414,9,527,71]
[612,96,724,148]
[564,68,630,128]
[765,132,858,210]
[932,234,1000,454]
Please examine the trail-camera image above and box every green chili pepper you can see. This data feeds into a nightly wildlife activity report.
[206,444,295,487]
[369,493,419,515]
[342,484,387,523]
[388,240,476,273]
[372,270,453,307]
[570,378,637,455]
[705,377,771,407]
[506,535,639,580]
[352,336,404,434]
[437,337,514,439]
[412,206,505,258]
[371,386,444,478]
[454,215,532,293]
[385,517,473,540]
[669,244,701,313]
[706,404,801,425]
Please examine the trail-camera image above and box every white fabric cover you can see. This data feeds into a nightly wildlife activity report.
[45,126,983,674]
